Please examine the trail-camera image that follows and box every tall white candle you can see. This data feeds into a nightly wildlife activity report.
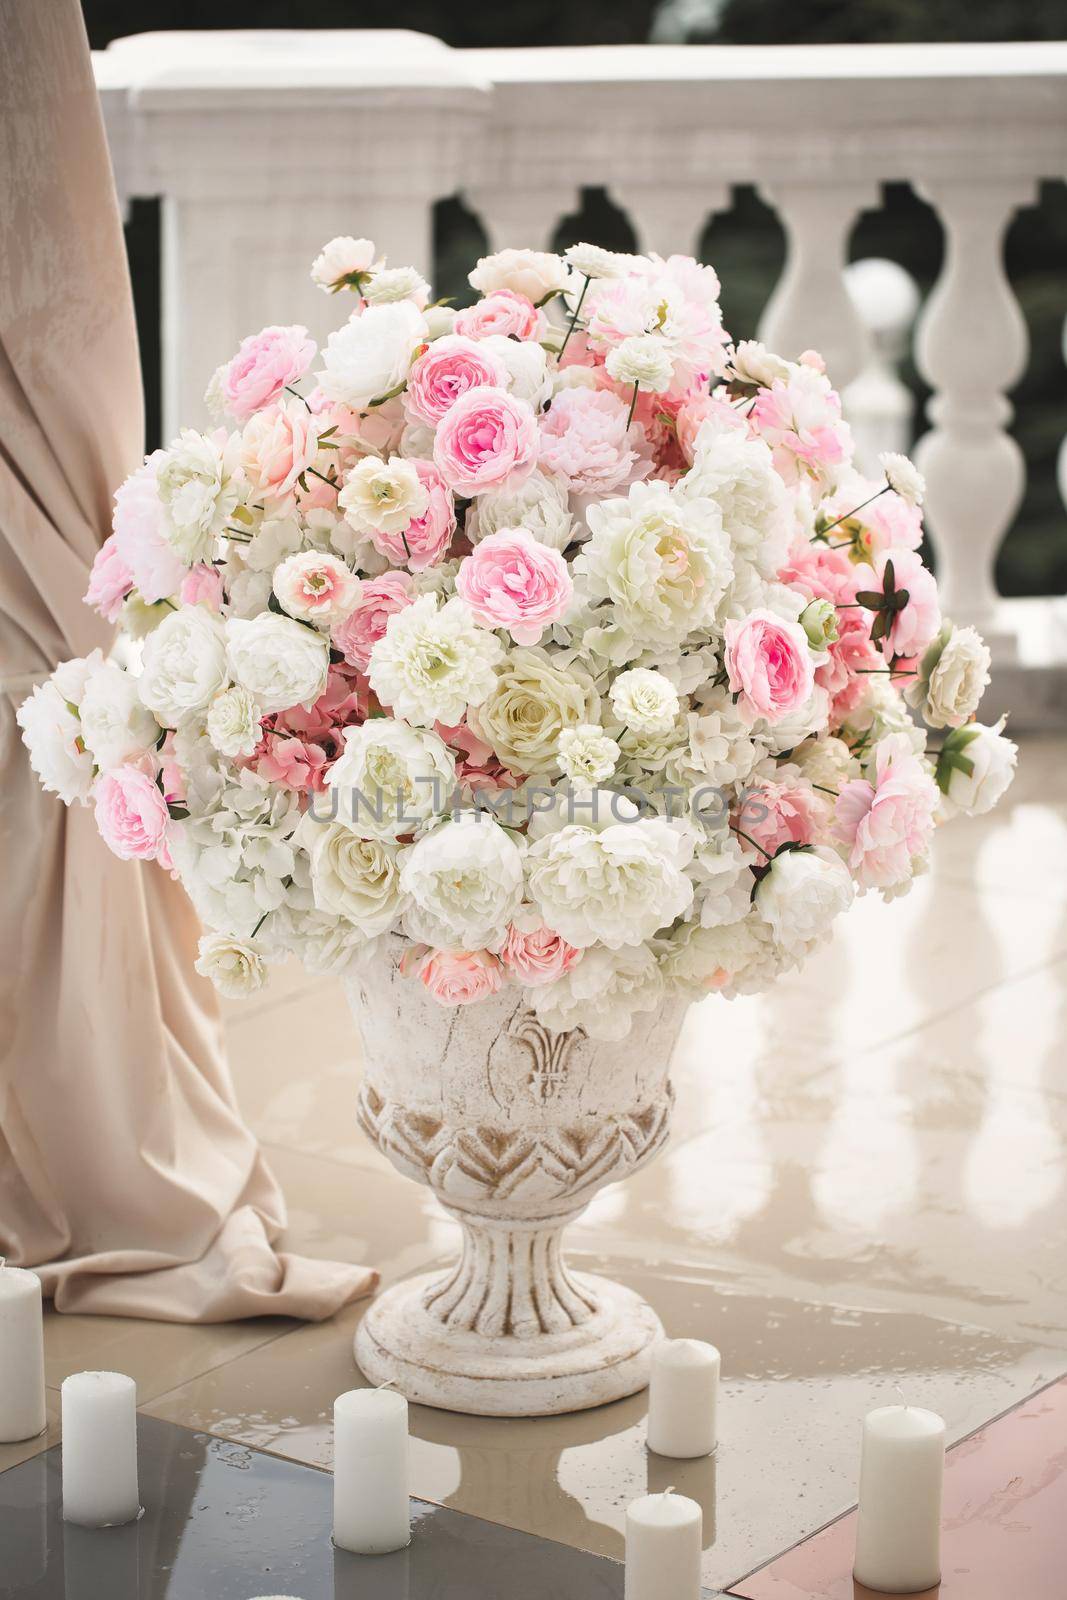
[853,1404,945,1594]
[61,1371,140,1527]
[0,1260,46,1443]
[333,1387,410,1555]
[625,1488,702,1600]
[647,1338,719,1459]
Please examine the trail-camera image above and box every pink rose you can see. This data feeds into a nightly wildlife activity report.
[859,548,941,660]
[333,570,414,670]
[84,534,133,623]
[112,451,186,603]
[834,732,939,889]
[179,564,224,610]
[273,550,360,625]
[456,528,572,646]
[371,458,457,571]
[220,324,316,423]
[433,386,539,496]
[453,291,543,343]
[500,921,581,986]
[735,780,829,858]
[405,335,507,428]
[538,386,651,496]
[94,764,170,862]
[419,948,504,1006]
[724,610,815,726]
[675,394,747,465]
[240,400,320,503]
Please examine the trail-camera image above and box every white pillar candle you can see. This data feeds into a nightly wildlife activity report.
[853,1404,945,1594]
[61,1371,140,1527]
[333,1387,410,1555]
[0,1260,46,1443]
[647,1338,719,1459]
[625,1488,702,1600]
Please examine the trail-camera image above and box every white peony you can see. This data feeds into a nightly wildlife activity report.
[558,724,620,786]
[755,846,854,957]
[533,944,662,1041]
[339,456,428,537]
[78,660,158,772]
[16,673,95,804]
[362,266,430,307]
[140,607,229,726]
[194,932,267,998]
[400,815,524,949]
[468,248,569,302]
[468,470,574,553]
[658,912,780,999]
[610,667,680,734]
[326,720,456,840]
[368,594,503,728]
[906,623,991,729]
[680,427,792,578]
[318,301,427,409]
[226,613,330,714]
[272,550,361,625]
[155,429,240,565]
[206,685,262,759]
[310,235,379,292]
[305,822,406,934]
[937,720,1018,818]
[472,646,600,775]
[605,335,674,394]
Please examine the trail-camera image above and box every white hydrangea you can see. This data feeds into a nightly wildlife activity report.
[155,429,240,565]
[226,614,330,715]
[468,470,574,553]
[194,933,267,998]
[605,335,674,393]
[78,660,159,772]
[609,667,680,733]
[658,912,779,999]
[169,770,304,940]
[206,685,262,759]
[368,594,504,728]
[755,846,854,958]
[400,815,524,949]
[533,944,663,1041]
[318,300,427,409]
[681,689,765,789]
[326,720,456,840]
[680,427,792,578]
[558,724,620,786]
[140,607,230,726]
[304,822,406,935]
[339,455,429,537]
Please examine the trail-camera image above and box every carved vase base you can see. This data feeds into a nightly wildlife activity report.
[354,1271,664,1417]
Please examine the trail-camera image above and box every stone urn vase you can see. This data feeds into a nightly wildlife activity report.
[345,944,688,1417]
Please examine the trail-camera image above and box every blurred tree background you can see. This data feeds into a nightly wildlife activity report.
[84,0,1067,596]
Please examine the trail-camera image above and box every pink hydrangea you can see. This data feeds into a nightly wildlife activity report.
[500,921,581,986]
[538,386,650,497]
[453,291,543,343]
[179,564,225,610]
[250,663,368,792]
[220,324,316,423]
[752,365,851,488]
[834,732,939,889]
[735,780,830,858]
[724,610,815,726]
[333,571,414,670]
[94,764,170,863]
[240,400,320,503]
[433,386,539,496]
[371,459,457,570]
[84,534,133,623]
[419,948,504,1005]
[112,451,186,603]
[435,720,526,794]
[456,528,572,645]
[405,334,507,428]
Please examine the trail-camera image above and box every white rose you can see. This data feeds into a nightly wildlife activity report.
[533,944,662,1041]
[558,724,619,786]
[472,646,600,776]
[305,823,406,934]
[468,248,569,302]
[194,932,267,997]
[226,613,330,714]
[15,673,95,804]
[368,594,503,728]
[680,427,792,578]
[727,340,790,387]
[605,334,674,394]
[906,623,991,729]
[310,235,379,293]
[610,667,680,734]
[272,550,361,625]
[937,720,1018,818]
[326,720,456,840]
[479,335,552,410]
[206,685,262,759]
[362,266,430,307]
[78,660,159,772]
[424,304,457,341]
[468,470,574,553]
[401,815,524,950]
[140,607,229,726]
[155,429,240,565]
[318,301,427,409]
[755,846,854,957]
[338,456,428,536]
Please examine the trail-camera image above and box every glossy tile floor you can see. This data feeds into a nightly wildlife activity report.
[3,733,1065,1594]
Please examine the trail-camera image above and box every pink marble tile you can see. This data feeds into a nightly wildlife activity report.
[728,1375,1067,1599]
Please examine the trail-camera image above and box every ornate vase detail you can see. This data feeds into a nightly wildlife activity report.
[346,943,688,1416]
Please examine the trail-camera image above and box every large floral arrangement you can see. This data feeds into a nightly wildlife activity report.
[20,238,1017,1039]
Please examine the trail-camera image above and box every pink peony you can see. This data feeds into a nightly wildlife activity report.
[456,528,572,645]
[405,335,507,428]
[453,290,543,343]
[333,571,414,670]
[736,780,830,858]
[84,534,133,623]
[220,324,316,423]
[112,451,186,603]
[724,610,816,725]
[179,564,225,610]
[500,921,581,986]
[433,386,539,496]
[821,479,922,558]
[419,948,504,1006]
[752,366,850,488]
[94,764,170,862]
[538,386,651,497]
[834,732,939,889]
[240,400,320,503]
[778,539,879,724]
[859,548,941,660]
[371,459,456,570]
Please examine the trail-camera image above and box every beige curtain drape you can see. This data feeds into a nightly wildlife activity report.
[0,0,376,1320]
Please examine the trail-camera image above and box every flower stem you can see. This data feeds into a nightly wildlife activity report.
[730,822,772,860]
[626,381,640,430]
[558,274,591,360]
[307,467,339,490]
[284,384,311,412]
[820,485,888,536]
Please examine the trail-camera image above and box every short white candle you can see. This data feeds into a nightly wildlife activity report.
[333,1387,410,1555]
[647,1338,719,1459]
[0,1260,46,1443]
[853,1403,945,1594]
[625,1488,702,1600]
[61,1371,140,1527]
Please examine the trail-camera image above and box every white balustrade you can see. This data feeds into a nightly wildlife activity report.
[843,258,921,477]
[93,34,1067,721]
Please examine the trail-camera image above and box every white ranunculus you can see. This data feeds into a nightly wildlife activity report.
[576,480,734,645]
[194,932,267,997]
[15,673,96,804]
[906,623,991,729]
[558,724,619,786]
[305,822,406,934]
[468,469,574,553]
[368,594,503,728]
[400,815,524,950]
[468,248,569,302]
[78,660,159,772]
[326,720,456,840]
[338,456,428,536]
[609,667,680,734]
[755,846,854,957]
[362,266,430,307]
[680,427,792,578]
[937,720,1018,818]
[226,613,330,714]
[527,805,694,949]
[310,235,379,293]
[317,301,427,409]
[533,944,662,1041]
[206,685,262,759]
[479,335,552,410]
[562,242,631,282]
[155,429,240,565]
[605,334,674,394]
[879,450,925,508]
[140,607,230,726]
[272,550,361,625]
[472,647,600,776]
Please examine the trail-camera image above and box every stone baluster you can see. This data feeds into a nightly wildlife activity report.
[610,183,730,261]
[843,257,921,476]
[913,180,1035,653]
[464,186,580,255]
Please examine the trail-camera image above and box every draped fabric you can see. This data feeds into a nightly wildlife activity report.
[0,0,376,1320]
